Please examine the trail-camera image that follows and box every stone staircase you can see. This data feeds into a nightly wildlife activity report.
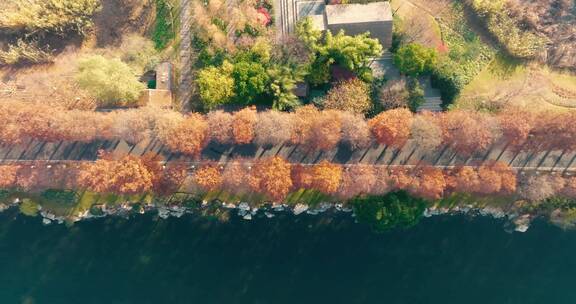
[417,96,443,112]
[417,77,443,112]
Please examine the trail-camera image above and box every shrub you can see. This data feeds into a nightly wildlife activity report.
[352,192,427,232]
[75,55,146,107]
[378,79,409,110]
[406,77,424,112]
[321,79,372,114]
[0,39,53,65]
[19,199,40,217]
[393,43,437,76]
[232,61,270,103]
[197,61,235,109]
[0,0,101,35]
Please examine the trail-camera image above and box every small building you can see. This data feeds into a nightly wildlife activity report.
[138,62,173,109]
[298,1,393,49]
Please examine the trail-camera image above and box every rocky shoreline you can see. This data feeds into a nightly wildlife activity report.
[0,197,537,232]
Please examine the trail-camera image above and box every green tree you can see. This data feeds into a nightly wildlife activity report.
[296,17,383,85]
[323,30,383,77]
[295,17,322,50]
[197,61,235,109]
[267,65,302,111]
[232,61,270,103]
[75,55,146,107]
[352,191,427,232]
[393,43,437,76]
[406,77,425,112]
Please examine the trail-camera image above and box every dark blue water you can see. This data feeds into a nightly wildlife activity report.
[0,211,574,304]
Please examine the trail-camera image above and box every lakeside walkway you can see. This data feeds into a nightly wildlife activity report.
[1,138,575,174]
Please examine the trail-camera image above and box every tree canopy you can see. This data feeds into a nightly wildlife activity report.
[75,55,146,107]
[197,61,235,109]
[296,17,383,84]
[393,43,437,76]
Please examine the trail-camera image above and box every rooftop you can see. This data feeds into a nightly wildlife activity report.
[325,2,392,25]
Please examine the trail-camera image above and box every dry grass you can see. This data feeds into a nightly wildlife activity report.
[391,0,444,48]
[454,55,576,112]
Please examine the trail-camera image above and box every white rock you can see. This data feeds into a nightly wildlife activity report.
[42,218,52,225]
[264,212,275,218]
[243,214,252,220]
[293,204,309,215]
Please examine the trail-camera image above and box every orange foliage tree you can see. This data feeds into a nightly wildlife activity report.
[308,110,342,151]
[0,165,20,188]
[368,108,413,148]
[441,111,500,156]
[309,160,343,195]
[232,107,257,144]
[249,156,293,200]
[410,166,446,200]
[78,155,154,194]
[193,165,223,191]
[497,109,534,150]
[338,165,376,198]
[158,113,208,157]
[222,161,250,190]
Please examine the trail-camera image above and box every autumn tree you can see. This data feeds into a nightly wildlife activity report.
[254,111,293,147]
[340,112,372,150]
[321,79,372,114]
[518,174,561,202]
[410,113,443,152]
[446,166,480,194]
[309,160,343,195]
[249,156,293,200]
[368,108,413,148]
[193,165,223,191]
[308,110,342,151]
[338,165,376,198]
[232,107,257,144]
[155,163,188,195]
[206,110,235,144]
[441,110,501,156]
[222,161,250,190]
[409,166,446,200]
[528,111,576,152]
[291,164,313,189]
[0,165,20,188]
[290,105,318,145]
[372,166,393,195]
[78,155,154,194]
[476,162,517,195]
[158,113,208,157]
[497,109,534,150]
[388,168,414,191]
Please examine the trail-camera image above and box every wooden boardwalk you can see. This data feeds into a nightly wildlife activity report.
[1,138,575,174]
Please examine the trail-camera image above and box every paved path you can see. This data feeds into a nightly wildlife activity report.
[177,0,193,112]
[1,138,576,174]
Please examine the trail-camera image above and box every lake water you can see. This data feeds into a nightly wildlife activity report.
[0,211,575,304]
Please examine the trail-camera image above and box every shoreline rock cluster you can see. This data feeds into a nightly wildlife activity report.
[0,198,533,232]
